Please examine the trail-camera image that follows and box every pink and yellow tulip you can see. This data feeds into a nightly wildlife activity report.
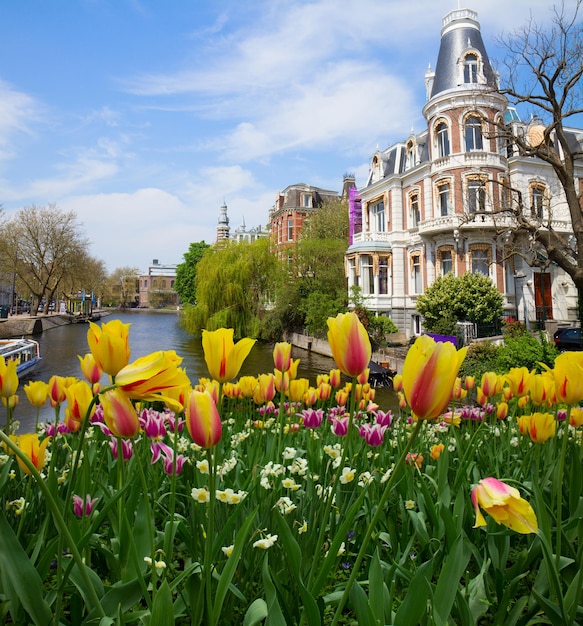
[185,389,222,448]
[87,319,131,377]
[402,336,467,421]
[326,312,371,378]
[100,388,140,438]
[472,477,538,534]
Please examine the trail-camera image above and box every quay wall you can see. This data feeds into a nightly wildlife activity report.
[0,315,73,339]
[287,332,407,374]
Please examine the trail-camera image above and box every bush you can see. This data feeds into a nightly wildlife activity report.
[459,340,501,380]
[496,333,559,373]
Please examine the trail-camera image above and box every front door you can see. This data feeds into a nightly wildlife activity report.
[534,272,553,321]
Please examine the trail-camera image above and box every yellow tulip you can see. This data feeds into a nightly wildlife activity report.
[24,380,49,407]
[472,477,538,534]
[254,373,275,404]
[238,376,258,398]
[114,350,190,402]
[569,406,583,427]
[202,328,255,383]
[528,412,556,443]
[0,356,19,398]
[528,373,554,407]
[48,375,68,408]
[2,395,18,410]
[480,371,499,398]
[327,312,371,378]
[87,319,131,377]
[402,336,467,421]
[100,388,140,438]
[288,378,309,403]
[65,380,96,422]
[13,433,51,475]
[505,367,532,398]
[496,401,509,420]
[552,352,583,405]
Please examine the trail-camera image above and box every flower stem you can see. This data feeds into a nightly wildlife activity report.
[330,418,424,625]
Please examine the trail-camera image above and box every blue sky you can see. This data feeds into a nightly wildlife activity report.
[0,0,568,272]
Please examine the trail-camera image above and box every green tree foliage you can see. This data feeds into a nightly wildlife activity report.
[416,272,504,334]
[174,241,210,305]
[263,200,349,338]
[182,238,281,339]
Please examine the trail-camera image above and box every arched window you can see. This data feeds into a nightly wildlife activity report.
[436,121,450,157]
[465,115,483,151]
[436,180,452,216]
[530,183,548,219]
[470,246,490,276]
[409,192,420,227]
[406,139,416,169]
[464,53,478,83]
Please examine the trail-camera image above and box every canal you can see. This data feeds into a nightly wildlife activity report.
[13,310,397,432]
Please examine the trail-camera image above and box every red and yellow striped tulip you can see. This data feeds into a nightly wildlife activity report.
[65,380,96,422]
[87,319,131,377]
[100,388,140,438]
[288,378,309,403]
[48,375,68,408]
[273,342,292,372]
[505,367,532,398]
[472,477,538,534]
[552,352,583,405]
[202,328,255,383]
[480,371,499,398]
[570,406,583,427]
[254,373,276,404]
[0,356,19,398]
[13,433,51,475]
[528,373,554,407]
[78,353,102,385]
[329,369,342,388]
[326,312,371,378]
[528,412,556,443]
[185,389,222,448]
[402,336,467,421]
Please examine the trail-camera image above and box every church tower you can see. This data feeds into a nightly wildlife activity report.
[216,202,230,243]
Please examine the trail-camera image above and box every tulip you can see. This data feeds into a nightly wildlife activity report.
[317,382,332,401]
[303,387,318,406]
[517,414,532,436]
[114,350,190,405]
[301,408,324,429]
[452,377,467,400]
[358,422,387,446]
[13,433,51,475]
[78,353,102,385]
[2,395,18,410]
[24,380,49,407]
[471,477,538,534]
[552,352,583,405]
[73,494,98,518]
[430,443,445,460]
[570,406,583,427]
[505,367,532,398]
[109,438,133,460]
[185,389,222,448]
[480,371,498,398]
[496,401,509,420]
[335,388,349,407]
[288,378,309,403]
[329,369,342,388]
[392,373,403,392]
[327,312,372,378]
[254,373,276,404]
[405,453,424,469]
[65,380,96,422]
[238,376,258,398]
[330,415,349,436]
[100,388,140,438]
[64,410,82,433]
[48,375,68,408]
[87,319,131,377]
[273,342,292,372]
[202,328,255,383]
[274,369,290,393]
[464,375,475,391]
[402,336,467,421]
[0,356,19,398]
[528,412,556,443]
[528,373,554,407]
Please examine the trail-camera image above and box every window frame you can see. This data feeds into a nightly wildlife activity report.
[436,121,450,158]
[464,53,479,83]
[464,115,483,151]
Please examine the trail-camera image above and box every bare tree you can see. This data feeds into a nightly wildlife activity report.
[2,205,91,315]
[105,266,140,309]
[491,2,583,311]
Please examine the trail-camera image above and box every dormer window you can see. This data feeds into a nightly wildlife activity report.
[371,155,382,183]
[435,121,450,158]
[406,139,416,169]
[465,115,483,151]
[464,53,479,83]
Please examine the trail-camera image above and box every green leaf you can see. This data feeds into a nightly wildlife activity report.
[394,559,433,626]
[432,534,471,626]
[150,580,175,626]
[85,578,143,622]
[262,553,287,626]
[531,587,566,626]
[0,513,53,626]
[211,507,258,625]
[243,598,268,626]
[467,557,490,622]
[275,512,321,625]
[368,549,385,625]
[69,562,105,605]
[349,581,376,626]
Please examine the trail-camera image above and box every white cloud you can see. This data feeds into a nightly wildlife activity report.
[0,79,41,159]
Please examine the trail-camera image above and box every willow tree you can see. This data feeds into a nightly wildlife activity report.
[182,238,281,339]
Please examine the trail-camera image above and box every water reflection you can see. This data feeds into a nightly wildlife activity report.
[13,310,396,432]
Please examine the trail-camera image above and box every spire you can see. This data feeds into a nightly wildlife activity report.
[429,8,497,98]
[216,201,230,242]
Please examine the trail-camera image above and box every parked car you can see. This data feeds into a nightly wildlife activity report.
[553,327,583,351]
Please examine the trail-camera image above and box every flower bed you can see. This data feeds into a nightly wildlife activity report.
[0,314,582,625]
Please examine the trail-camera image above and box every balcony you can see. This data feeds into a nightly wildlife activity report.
[352,232,392,244]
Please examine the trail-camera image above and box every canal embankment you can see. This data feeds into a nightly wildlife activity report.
[287,331,408,374]
[0,314,85,338]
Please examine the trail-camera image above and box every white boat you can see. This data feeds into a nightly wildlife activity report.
[0,338,42,376]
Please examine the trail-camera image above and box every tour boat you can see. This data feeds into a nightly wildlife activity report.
[0,338,42,375]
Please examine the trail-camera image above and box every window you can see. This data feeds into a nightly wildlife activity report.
[440,249,453,275]
[437,181,451,216]
[410,192,420,227]
[412,255,422,293]
[436,122,450,157]
[406,140,416,169]
[465,115,483,151]
[471,248,490,276]
[348,257,358,287]
[531,184,546,219]
[360,255,374,294]
[379,258,389,294]
[287,218,293,241]
[500,177,511,209]
[467,178,487,215]
[464,53,478,83]
[371,201,385,232]
[303,194,312,208]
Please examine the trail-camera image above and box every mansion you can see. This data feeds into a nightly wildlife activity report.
[346,8,582,338]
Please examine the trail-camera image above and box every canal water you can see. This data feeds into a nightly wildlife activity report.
[12,310,397,432]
